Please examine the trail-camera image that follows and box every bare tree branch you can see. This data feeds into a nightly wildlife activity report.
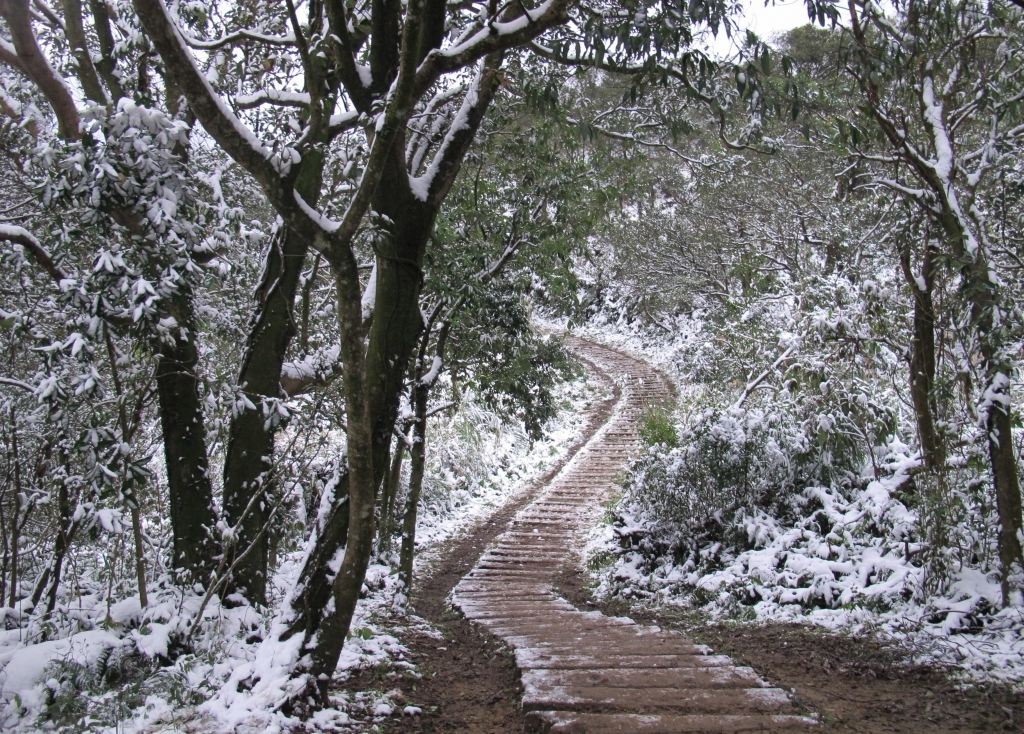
[413,0,570,98]
[0,0,80,138]
[0,224,68,282]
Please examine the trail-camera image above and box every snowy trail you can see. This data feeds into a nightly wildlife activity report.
[452,339,816,733]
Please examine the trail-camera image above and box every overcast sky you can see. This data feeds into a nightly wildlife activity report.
[705,0,823,58]
[742,0,818,37]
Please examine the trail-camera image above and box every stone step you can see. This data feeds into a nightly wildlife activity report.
[521,684,794,714]
[505,638,710,657]
[482,544,570,552]
[478,553,567,564]
[485,553,565,561]
[452,583,553,596]
[463,608,633,624]
[515,651,735,670]
[525,711,817,733]
[521,666,767,690]
[473,617,640,635]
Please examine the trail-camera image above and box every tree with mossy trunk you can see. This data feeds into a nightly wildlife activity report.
[132,0,575,706]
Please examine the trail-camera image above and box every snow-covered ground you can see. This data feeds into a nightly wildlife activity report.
[0,372,600,733]
[566,317,1024,690]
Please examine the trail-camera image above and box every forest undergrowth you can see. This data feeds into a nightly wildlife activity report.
[0,374,593,732]
[574,318,1024,688]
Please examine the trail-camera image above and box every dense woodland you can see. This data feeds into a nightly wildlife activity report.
[0,0,1022,728]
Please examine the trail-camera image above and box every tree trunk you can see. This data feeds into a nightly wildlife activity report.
[285,148,436,706]
[221,155,322,605]
[6,410,20,607]
[989,399,1024,604]
[156,288,218,584]
[31,458,75,615]
[282,463,350,641]
[378,437,405,555]
[398,380,428,593]
[281,51,504,710]
[131,504,148,608]
[942,218,1023,605]
[899,242,944,471]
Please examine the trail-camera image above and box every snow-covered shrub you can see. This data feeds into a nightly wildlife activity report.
[606,434,940,612]
[40,647,197,733]
[626,408,792,541]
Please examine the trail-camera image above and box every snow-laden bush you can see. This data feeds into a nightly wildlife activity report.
[622,369,896,557]
[606,466,920,613]
[627,408,792,538]
[598,439,1024,676]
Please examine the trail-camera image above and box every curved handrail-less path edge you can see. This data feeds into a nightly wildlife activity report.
[452,338,817,733]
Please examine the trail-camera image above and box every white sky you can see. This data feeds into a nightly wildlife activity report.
[742,0,818,38]
[706,0,823,58]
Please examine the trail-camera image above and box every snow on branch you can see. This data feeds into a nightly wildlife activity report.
[133,0,287,201]
[732,334,803,410]
[328,109,361,137]
[293,191,341,233]
[409,56,502,205]
[413,0,570,97]
[0,223,68,283]
[180,28,297,50]
[234,89,312,110]
[0,37,28,76]
[0,0,80,138]
[0,376,36,393]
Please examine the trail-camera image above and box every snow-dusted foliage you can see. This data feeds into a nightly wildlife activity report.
[0,371,591,731]
[594,423,1024,682]
[571,5,1024,686]
[584,259,1024,684]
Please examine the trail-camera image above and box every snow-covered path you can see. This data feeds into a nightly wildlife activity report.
[452,339,816,733]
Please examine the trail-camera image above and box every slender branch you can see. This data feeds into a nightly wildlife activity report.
[0,377,35,392]
[0,0,80,138]
[60,0,107,103]
[32,0,62,28]
[733,339,801,410]
[87,0,125,100]
[424,400,456,418]
[0,39,29,76]
[180,29,297,50]
[322,0,372,111]
[0,225,68,282]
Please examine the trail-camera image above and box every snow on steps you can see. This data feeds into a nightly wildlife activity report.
[452,338,816,733]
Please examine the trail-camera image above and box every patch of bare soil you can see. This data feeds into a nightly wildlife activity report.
[554,563,1024,733]
[349,361,619,733]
